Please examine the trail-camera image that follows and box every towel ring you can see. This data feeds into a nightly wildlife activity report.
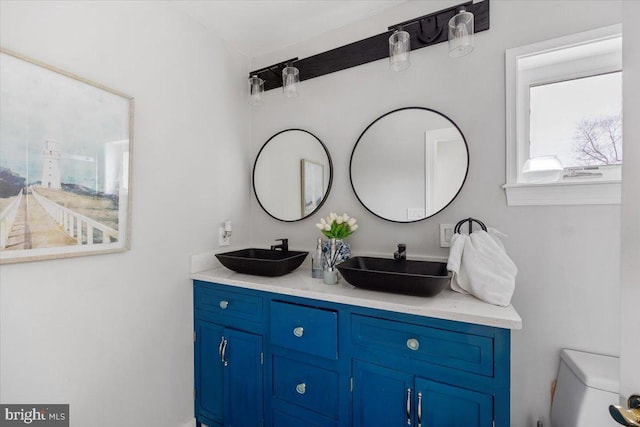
[454,217,487,234]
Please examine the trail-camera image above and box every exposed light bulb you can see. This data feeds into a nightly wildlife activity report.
[453,23,470,49]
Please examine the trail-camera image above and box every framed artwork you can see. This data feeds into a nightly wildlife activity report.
[301,159,324,216]
[0,48,134,263]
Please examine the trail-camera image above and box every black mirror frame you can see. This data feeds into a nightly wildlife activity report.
[349,107,470,223]
[253,128,333,223]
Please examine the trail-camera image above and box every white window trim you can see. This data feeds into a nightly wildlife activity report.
[504,24,622,206]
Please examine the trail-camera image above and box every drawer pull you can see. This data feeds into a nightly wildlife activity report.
[295,382,306,394]
[406,338,420,351]
[417,391,423,427]
[406,388,412,425]
[293,326,304,337]
[219,336,228,367]
[219,300,229,309]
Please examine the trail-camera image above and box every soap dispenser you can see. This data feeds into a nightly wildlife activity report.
[312,238,324,278]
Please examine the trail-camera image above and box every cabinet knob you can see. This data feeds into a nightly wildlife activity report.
[295,382,306,394]
[293,326,304,337]
[219,300,229,309]
[406,338,420,351]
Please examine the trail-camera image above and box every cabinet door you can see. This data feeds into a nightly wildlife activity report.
[352,360,414,427]
[415,377,493,427]
[223,328,263,427]
[195,320,225,425]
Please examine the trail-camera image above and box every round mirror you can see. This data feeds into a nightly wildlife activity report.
[253,129,333,222]
[350,107,469,222]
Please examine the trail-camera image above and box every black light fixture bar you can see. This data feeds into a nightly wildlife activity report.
[388,0,487,31]
[249,57,298,91]
[248,0,489,92]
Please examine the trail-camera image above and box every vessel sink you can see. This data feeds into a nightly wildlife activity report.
[336,256,452,297]
[216,248,308,277]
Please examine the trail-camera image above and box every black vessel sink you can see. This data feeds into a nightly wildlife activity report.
[337,256,451,297]
[216,248,308,277]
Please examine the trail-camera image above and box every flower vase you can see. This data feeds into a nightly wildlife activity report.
[323,268,338,285]
[321,238,351,285]
[321,239,351,266]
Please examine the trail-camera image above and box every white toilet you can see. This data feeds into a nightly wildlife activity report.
[550,349,620,427]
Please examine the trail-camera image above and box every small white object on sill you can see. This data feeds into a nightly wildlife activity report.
[521,155,563,183]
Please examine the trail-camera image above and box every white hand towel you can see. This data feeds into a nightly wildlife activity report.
[446,228,518,306]
[447,232,469,295]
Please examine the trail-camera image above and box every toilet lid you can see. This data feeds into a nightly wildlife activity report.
[561,349,619,393]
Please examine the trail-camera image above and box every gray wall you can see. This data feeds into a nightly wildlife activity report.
[0,2,251,427]
[250,1,622,425]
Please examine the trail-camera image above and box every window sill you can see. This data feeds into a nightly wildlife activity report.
[503,180,621,206]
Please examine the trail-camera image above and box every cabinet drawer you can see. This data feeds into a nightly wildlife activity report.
[272,356,339,419]
[270,301,338,359]
[351,314,494,376]
[195,286,263,324]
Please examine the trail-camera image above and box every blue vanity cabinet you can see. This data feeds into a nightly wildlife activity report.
[352,361,493,427]
[415,377,493,427]
[194,283,264,427]
[269,300,344,427]
[352,360,414,426]
[350,313,510,427]
[194,320,225,425]
[193,279,512,427]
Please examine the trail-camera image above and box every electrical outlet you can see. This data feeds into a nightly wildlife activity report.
[218,227,230,246]
[407,208,425,221]
[440,224,455,248]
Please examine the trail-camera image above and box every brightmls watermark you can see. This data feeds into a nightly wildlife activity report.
[0,405,68,426]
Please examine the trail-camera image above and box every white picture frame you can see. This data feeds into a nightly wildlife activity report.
[0,48,134,263]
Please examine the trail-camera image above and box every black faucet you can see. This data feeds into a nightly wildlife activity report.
[270,238,289,252]
[394,243,406,260]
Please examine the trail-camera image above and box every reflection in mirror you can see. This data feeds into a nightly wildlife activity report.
[253,129,332,222]
[350,107,469,222]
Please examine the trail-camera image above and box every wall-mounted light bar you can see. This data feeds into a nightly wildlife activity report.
[248,0,489,93]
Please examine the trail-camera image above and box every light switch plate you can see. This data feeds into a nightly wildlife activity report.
[440,224,455,248]
[218,227,230,246]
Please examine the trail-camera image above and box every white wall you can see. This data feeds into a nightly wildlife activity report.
[250,1,622,425]
[0,2,251,427]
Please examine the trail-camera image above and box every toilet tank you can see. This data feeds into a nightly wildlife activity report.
[550,349,619,427]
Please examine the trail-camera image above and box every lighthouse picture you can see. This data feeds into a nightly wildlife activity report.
[41,139,62,190]
[0,48,133,263]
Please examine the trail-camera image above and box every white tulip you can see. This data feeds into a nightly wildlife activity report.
[316,223,324,230]
[330,212,338,221]
[320,217,327,226]
[336,216,344,224]
[350,224,359,231]
[324,224,331,231]
[347,217,357,227]
[342,213,350,222]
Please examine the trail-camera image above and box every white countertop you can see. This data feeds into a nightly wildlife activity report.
[191,266,522,330]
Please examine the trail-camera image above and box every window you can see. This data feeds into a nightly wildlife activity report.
[504,25,622,206]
